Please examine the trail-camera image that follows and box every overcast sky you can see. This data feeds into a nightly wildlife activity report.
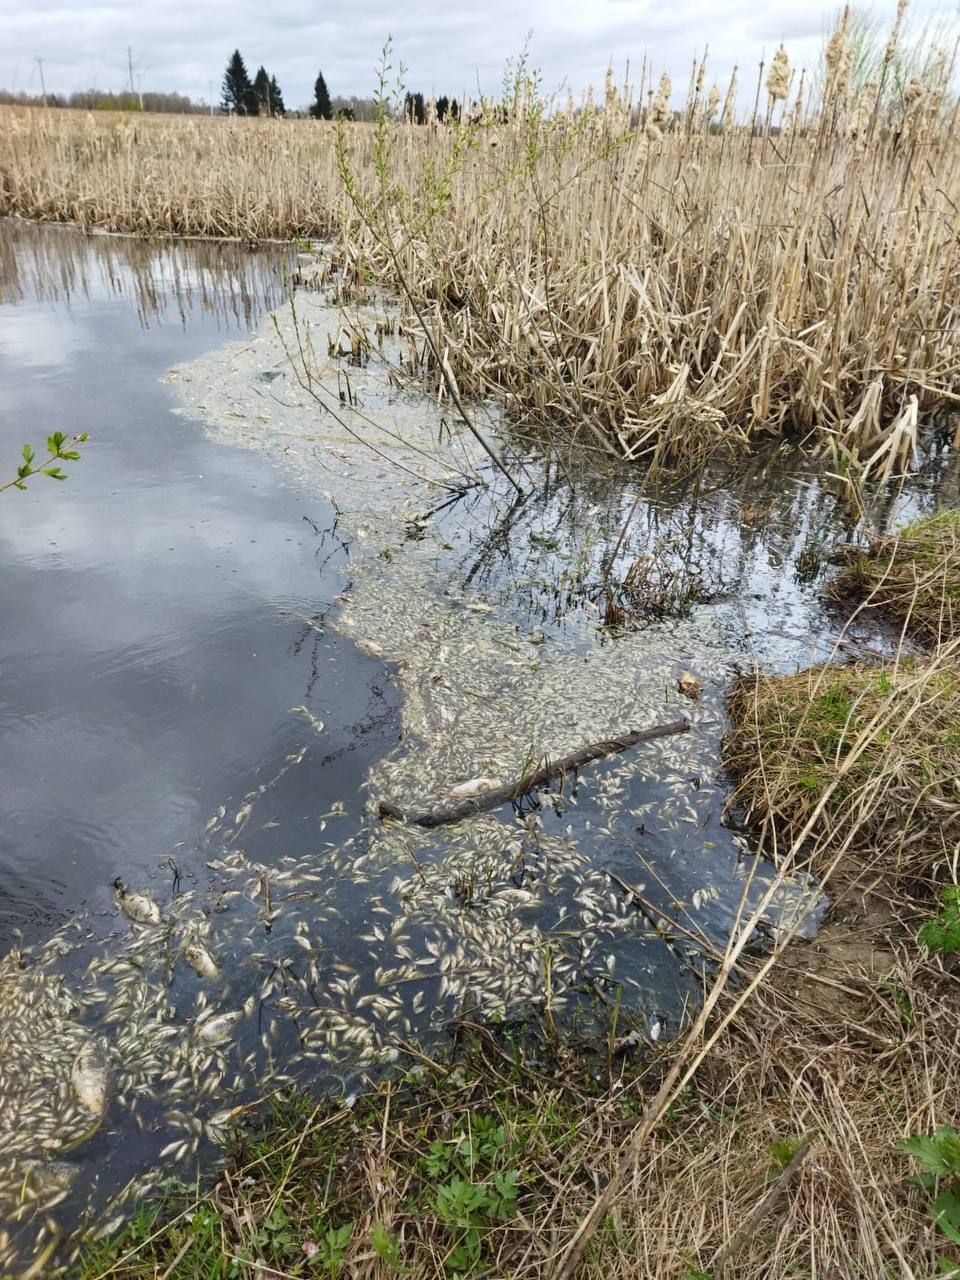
[0,0,954,110]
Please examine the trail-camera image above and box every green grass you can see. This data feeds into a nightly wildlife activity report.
[75,1032,641,1280]
[724,655,960,880]
[828,507,960,643]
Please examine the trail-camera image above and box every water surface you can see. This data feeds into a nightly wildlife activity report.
[0,222,398,945]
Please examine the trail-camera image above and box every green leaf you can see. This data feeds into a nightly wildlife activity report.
[932,1189,960,1246]
[919,889,960,955]
[899,1128,960,1177]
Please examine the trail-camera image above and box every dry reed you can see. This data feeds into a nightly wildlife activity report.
[2,20,960,464]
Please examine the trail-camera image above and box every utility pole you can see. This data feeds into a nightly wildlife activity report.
[126,46,143,109]
[36,56,47,107]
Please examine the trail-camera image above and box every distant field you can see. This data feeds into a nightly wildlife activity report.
[3,42,959,465]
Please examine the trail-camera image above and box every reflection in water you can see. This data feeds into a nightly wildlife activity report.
[442,430,960,650]
[0,218,299,330]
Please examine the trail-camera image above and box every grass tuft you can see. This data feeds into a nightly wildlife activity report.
[828,508,960,643]
[725,651,960,882]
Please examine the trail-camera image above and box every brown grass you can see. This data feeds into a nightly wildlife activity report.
[0,109,343,240]
[828,507,960,643]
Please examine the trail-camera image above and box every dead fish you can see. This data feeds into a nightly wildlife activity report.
[183,942,219,981]
[357,639,385,658]
[447,777,502,799]
[71,1046,109,1116]
[677,672,702,700]
[113,879,161,925]
[197,1011,243,1044]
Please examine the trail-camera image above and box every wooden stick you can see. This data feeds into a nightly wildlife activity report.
[709,1139,814,1273]
[377,719,690,828]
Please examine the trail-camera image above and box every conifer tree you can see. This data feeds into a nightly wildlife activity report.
[221,50,252,114]
[269,75,285,116]
[310,71,332,120]
[252,66,271,115]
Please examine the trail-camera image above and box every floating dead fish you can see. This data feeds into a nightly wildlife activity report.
[447,777,502,799]
[677,672,702,700]
[356,638,385,658]
[291,705,325,734]
[183,942,220,980]
[113,879,161,925]
[197,1010,243,1044]
[71,1046,109,1116]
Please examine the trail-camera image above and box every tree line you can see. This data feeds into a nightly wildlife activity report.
[2,56,470,123]
[221,51,285,116]
[402,93,462,124]
[219,51,344,122]
[0,88,206,113]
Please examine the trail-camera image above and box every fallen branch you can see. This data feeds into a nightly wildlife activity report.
[377,719,690,828]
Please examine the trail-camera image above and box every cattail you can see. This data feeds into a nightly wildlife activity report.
[695,55,706,95]
[825,10,852,99]
[721,67,738,130]
[848,80,878,138]
[786,66,808,132]
[903,76,925,110]
[649,72,672,127]
[425,98,438,128]
[884,0,909,66]
[766,45,790,102]
[605,67,617,109]
[645,121,663,142]
[565,89,576,118]
[706,83,721,122]
[924,52,948,121]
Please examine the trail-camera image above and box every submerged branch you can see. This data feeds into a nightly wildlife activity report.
[377,719,691,828]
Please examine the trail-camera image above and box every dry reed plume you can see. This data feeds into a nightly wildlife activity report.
[2,12,960,465]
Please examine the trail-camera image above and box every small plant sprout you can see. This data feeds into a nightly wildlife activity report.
[1,432,88,494]
[918,887,960,956]
[899,1126,960,1257]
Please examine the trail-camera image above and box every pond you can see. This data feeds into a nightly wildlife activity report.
[1,220,957,1271]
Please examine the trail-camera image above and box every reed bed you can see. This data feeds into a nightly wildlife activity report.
[0,109,344,240]
[829,506,960,641]
[4,15,960,463]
